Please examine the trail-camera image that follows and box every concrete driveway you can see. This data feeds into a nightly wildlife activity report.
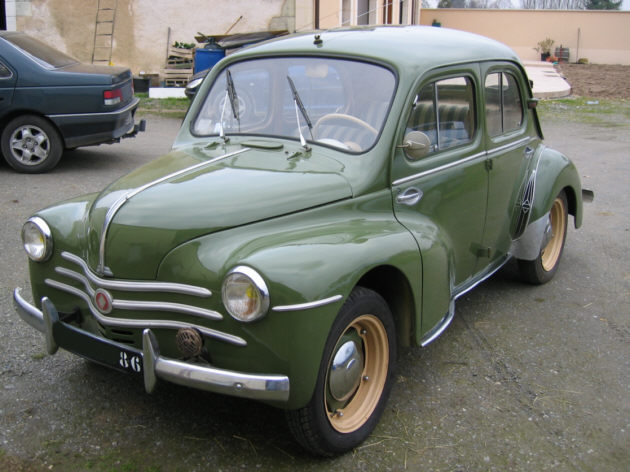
[0,114,628,471]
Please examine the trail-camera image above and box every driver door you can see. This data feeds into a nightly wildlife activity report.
[391,70,488,336]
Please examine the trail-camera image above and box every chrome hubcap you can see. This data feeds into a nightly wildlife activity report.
[329,339,364,402]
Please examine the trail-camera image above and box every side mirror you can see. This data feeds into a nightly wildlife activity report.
[399,131,431,160]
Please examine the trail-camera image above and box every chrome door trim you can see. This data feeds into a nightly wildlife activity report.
[486,136,531,157]
[392,151,487,186]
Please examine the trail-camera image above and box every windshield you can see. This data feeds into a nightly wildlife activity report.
[4,33,78,69]
[192,57,396,153]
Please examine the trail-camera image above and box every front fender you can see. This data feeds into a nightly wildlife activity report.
[158,190,422,409]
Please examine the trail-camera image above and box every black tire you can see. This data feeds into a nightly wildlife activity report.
[286,286,397,456]
[1,115,63,173]
[518,191,568,285]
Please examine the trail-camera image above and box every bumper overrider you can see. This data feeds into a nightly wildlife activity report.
[13,288,290,402]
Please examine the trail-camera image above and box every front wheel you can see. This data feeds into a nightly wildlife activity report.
[518,191,568,284]
[1,115,63,173]
[286,287,397,456]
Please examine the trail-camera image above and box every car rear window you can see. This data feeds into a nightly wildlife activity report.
[4,34,78,69]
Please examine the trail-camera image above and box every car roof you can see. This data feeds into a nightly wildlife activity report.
[234,26,521,70]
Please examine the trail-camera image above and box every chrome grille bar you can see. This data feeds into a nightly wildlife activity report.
[44,279,246,347]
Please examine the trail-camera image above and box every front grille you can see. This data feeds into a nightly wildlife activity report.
[45,251,247,347]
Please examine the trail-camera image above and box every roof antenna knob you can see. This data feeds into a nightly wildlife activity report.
[314,34,323,46]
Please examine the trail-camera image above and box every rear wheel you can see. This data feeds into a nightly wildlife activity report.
[1,115,63,173]
[518,191,568,284]
[286,287,396,456]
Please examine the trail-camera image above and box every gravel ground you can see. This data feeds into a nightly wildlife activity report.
[0,109,628,471]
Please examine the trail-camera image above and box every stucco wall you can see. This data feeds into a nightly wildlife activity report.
[14,0,295,74]
[420,9,630,65]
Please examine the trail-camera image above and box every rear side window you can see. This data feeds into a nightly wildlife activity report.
[484,72,523,137]
[0,61,11,78]
[406,76,475,155]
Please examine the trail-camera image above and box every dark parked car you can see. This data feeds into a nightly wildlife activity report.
[15,27,588,455]
[0,32,143,173]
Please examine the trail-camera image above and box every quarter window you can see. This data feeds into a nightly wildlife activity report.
[484,72,523,137]
[405,76,475,155]
[0,62,11,78]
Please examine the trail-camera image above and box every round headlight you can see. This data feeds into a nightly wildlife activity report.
[22,216,53,262]
[222,266,269,322]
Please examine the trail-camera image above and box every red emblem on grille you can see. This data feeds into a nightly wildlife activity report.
[94,288,113,314]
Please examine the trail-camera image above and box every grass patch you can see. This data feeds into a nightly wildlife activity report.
[537,97,630,126]
[136,93,190,119]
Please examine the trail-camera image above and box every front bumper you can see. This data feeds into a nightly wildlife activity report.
[13,288,290,402]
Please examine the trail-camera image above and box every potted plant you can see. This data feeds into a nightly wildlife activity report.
[534,38,555,62]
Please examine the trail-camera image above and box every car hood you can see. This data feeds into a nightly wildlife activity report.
[85,142,352,279]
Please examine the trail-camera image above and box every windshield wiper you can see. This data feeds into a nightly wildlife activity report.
[218,69,240,142]
[287,75,314,149]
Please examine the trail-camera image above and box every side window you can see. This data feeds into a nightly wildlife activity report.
[406,76,475,155]
[0,61,12,79]
[484,72,523,137]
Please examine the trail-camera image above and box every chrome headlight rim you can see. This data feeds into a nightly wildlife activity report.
[221,265,270,323]
[22,216,53,262]
[186,77,203,91]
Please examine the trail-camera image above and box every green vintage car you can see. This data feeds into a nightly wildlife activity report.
[14,27,586,455]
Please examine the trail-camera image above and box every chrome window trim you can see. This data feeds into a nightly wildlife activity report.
[272,294,343,312]
[97,148,250,275]
[393,150,487,186]
[44,279,246,346]
[61,252,211,297]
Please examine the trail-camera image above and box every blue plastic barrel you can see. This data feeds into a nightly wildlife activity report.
[194,48,225,74]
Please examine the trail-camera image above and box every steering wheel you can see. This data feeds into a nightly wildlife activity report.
[314,113,379,139]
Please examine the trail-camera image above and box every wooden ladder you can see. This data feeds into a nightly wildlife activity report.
[91,0,118,65]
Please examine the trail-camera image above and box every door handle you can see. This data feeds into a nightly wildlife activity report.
[524,146,534,159]
[396,187,423,206]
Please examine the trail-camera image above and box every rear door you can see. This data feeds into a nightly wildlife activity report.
[478,63,533,266]
[0,58,16,117]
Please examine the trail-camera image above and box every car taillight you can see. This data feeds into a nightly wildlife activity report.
[104,89,123,106]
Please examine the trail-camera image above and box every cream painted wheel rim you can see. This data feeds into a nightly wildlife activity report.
[325,314,389,433]
[541,197,567,272]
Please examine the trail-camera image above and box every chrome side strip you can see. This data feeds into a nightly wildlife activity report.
[272,294,343,312]
[393,151,487,186]
[486,136,531,157]
[453,254,511,300]
[97,147,250,275]
[420,255,511,347]
[419,301,455,347]
[61,252,211,297]
[44,279,246,346]
[48,97,139,119]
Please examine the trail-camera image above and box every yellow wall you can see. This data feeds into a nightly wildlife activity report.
[14,0,297,74]
[420,9,630,65]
